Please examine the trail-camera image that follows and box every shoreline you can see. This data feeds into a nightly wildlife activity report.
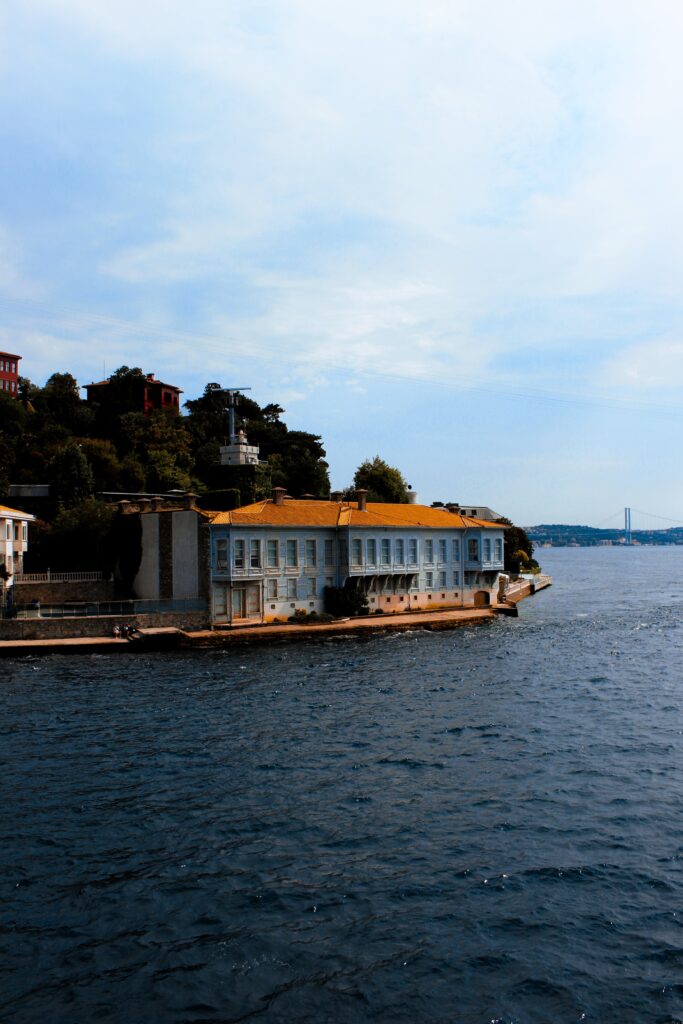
[0,605,510,657]
[0,578,551,658]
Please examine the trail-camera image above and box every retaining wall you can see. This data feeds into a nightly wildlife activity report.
[0,611,210,641]
[12,581,117,604]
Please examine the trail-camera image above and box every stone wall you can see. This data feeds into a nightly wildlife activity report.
[12,580,117,605]
[0,610,210,641]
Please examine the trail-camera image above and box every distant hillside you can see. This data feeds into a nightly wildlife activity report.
[527,524,683,547]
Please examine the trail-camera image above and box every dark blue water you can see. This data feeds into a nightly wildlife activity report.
[2,547,683,1023]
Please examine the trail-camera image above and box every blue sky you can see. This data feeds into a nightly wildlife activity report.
[2,0,683,525]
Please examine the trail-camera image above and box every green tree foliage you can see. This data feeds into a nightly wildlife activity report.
[185,385,330,497]
[90,366,150,442]
[499,518,540,574]
[324,583,370,617]
[352,456,410,503]
[25,500,118,574]
[0,367,332,569]
[47,443,95,507]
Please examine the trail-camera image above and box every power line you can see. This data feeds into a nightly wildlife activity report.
[3,295,683,415]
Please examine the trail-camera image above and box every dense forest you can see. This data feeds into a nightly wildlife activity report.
[0,368,331,570]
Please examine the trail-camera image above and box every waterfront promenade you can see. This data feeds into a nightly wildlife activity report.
[0,606,503,657]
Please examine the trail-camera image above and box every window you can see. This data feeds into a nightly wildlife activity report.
[438,571,446,587]
[22,525,26,541]
[308,577,316,598]
[5,523,9,540]
[351,538,362,565]
[425,571,433,590]
[381,538,391,565]
[424,539,434,563]
[367,539,377,565]
[286,539,298,566]
[13,524,19,541]
[267,539,279,567]
[287,578,297,598]
[467,538,479,561]
[250,539,261,568]
[395,538,404,564]
[453,570,460,586]
[216,539,228,569]
[234,539,245,568]
[483,538,491,561]
[464,571,476,586]
[266,579,278,599]
[495,538,503,562]
[452,539,461,562]
[438,539,447,563]
[324,539,334,566]
[408,538,417,563]
[305,539,317,566]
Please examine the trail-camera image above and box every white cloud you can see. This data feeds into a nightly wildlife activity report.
[601,339,683,393]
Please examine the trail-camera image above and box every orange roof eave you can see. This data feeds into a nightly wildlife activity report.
[206,499,504,530]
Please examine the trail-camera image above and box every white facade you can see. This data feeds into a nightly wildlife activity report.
[0,505,35,607]
[210,521,505,624]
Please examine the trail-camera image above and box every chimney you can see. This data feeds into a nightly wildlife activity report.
[330,490,343,503]
[151,496,163,512]
[272,487,286,506]
[118,500,132,515]
[138,497,152,513]
[301,493,314,500]
[355,488,368,512]
[184,492,197,510]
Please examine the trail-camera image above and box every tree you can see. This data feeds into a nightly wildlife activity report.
[33,499,117,573]
[352,456,410,503]
[47,443,94,507]
[499,518,540,574]
[35,373,91,433]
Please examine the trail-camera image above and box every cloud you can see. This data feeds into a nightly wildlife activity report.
[601,339,683,393]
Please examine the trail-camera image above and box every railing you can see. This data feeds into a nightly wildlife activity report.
[13,571,111,584]
[11,597,207,620]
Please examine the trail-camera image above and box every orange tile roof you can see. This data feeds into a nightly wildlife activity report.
[0,504,35,520]
[207,499,501,530]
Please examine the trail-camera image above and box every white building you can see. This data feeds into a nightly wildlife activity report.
[209,489,506,624]
[125,489,508,626]
[0,504,35,609]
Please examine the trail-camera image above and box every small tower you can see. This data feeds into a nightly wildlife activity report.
[219,388,262,466]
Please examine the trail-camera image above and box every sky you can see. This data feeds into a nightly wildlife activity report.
[2,0,683,525]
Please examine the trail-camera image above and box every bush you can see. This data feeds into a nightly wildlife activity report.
[286,609,335,625]
[324,584,370,617]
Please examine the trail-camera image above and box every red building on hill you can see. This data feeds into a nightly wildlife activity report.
[0,351,21,398]
[84,372,183,416]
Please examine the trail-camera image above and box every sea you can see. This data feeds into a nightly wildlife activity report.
[2,546,683,1024]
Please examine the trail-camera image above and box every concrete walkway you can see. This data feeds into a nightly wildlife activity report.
[0,606,504,657]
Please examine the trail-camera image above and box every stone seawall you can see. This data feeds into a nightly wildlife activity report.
[0,611,210,641]
[12,581,117,605]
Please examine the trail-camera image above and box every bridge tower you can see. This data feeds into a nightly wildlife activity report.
[624,507,632,545]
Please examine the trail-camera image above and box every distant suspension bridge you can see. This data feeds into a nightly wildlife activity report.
[594,508,683,544]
